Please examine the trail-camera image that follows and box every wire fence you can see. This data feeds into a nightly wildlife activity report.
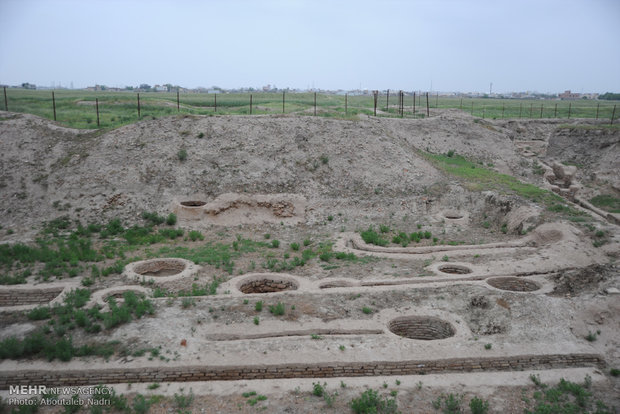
[1,87,617,130]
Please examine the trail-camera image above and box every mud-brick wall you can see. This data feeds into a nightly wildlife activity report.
[0,353,604,389]
[0,288,63,306]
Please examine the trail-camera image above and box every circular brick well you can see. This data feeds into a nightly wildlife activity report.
[180,200,206,207]
[133,259,187,277]
[388,316,456,340]
[486,277,540,292]
[240,278,298,294]
[438,264,472,275]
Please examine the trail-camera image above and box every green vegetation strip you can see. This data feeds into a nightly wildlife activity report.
[421,151,584,216]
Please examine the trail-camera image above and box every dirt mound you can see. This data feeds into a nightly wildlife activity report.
[549,264,614,297]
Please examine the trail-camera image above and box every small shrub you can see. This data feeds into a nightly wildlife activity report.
[442,255,449,262]
[447,150,455,158]
[501,223,508,234]
[320,154,329,164]
[360,227,388,246]
[27,307,51,321]
[311,334,323,340]
[484,343,492,350]
[188,230,204,241]
[270,239,280,248]
[303,239,311,246]
[173,389,194,409]
[269,302,285,316]
[264,233,271,239]
[432,393,463,413]
[147,383,160,390]
[362,307,373,315]
[197,132,204,138]
[177,148,188,161]
[327,215,334,221]
[585,332,597,342]
[350,389,398,414]
[312,382,326,397]
[166,213,177,225]
[255,301,263,311]
[610,368,619,377]
[469,396,489,414]
[253,316,259,325]
[181,297,195,309]
[290,242,300,251]
[132,394,151,414]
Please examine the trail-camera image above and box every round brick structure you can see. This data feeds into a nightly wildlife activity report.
[180,200,206,207]
[388,316,456,340]
[239,277,298,294]
[486,277,540,292]
[124,258,200,284]
[438,264,472,275]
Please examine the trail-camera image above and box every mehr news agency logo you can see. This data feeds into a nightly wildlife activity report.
[6,385,112,406]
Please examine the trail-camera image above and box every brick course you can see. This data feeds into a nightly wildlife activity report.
[0,353,604,389]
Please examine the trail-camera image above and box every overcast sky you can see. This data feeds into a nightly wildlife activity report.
[0,0,618,93]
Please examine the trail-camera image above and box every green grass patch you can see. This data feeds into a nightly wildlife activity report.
[422,151,583,214]
[589,194,620,213]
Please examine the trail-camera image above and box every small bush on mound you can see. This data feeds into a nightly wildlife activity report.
[350,389,398,414]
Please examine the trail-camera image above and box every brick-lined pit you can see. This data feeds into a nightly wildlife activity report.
[389,316,456,340]
[487,277,540,292]
[240,278,298,294]
[0,354,604,388]
[180,200,206,207]
[133,259,187,277]
[0,288,64,307]
[438,264,472,275]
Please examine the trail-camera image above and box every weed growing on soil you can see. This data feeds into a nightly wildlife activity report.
[312,382,326,397]
[255,301,263,311]
[269,302,285,316]
[350,389,398,414]
[432,393,463,412]
[177,148,188,161]
[469,396,490,414]
[253,316,259,325]
[2,289,153,362]
[524,375,609,414]
[362,306,373,314]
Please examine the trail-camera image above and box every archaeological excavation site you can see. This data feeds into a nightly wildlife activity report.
[0,109,619,413]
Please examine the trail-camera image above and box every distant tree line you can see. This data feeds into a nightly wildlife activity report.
[599,92,620,100]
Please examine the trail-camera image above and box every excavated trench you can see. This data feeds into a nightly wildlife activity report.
[239,278,298,294]
[133,259,187,277]
[486,277,540,292]
[438,264,472,275]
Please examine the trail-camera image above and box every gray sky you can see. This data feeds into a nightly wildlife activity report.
[1,0,619,93]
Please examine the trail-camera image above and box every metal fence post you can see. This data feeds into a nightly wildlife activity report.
[96,98,100,127]
[52,91,57,121]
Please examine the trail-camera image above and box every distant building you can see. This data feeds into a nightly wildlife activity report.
[559,90,581,100]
